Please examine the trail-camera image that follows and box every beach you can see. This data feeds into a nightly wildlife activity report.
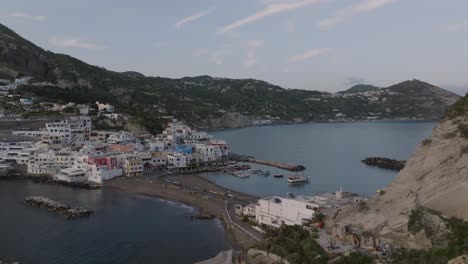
[106,172,261,249]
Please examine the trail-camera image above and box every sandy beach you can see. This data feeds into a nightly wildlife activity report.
[106,172,261,249]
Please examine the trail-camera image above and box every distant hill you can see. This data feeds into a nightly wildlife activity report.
[340,84,380,94]
[0,23,461,132]
[122,71,145,78]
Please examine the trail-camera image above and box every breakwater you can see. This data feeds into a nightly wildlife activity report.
[229,153,305,171]
[24,196,93,219]
[361,157,406,171]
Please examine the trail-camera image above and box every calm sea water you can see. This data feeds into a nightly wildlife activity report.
[206,121,436,197]
[0,180,230,264]
[0,121,435,263]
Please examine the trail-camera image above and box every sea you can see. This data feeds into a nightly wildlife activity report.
[0,121,435,263]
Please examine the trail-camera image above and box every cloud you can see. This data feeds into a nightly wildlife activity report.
[175,9,213,29]
[245,40,263,67]
[318,0,397,30]
[1,12,46,21]
[288,48,330,62]
[48,37,103,50]
[438,20,468,32]
[345,77,366,86]
[218,0,325,34]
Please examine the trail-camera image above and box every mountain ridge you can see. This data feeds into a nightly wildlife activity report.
[0,23,461,132]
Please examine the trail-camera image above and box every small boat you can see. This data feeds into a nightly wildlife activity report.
[287,175,308,184]
[273,173,283,178]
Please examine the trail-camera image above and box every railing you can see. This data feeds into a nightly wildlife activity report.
[224,200,261,241]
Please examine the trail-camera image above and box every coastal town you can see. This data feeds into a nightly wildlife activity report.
[0,92,390,263]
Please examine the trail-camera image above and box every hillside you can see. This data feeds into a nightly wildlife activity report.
[332,94,468,251]
[0,23,462,132]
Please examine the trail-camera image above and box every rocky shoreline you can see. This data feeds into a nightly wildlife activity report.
[0,175,102,190]
[24,196,93,219]
[31,177,103,190]
[361,157,406,171]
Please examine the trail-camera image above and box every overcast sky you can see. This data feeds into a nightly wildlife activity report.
[1,0,467,94]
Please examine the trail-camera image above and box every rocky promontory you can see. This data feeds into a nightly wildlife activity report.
[361,157,406,171]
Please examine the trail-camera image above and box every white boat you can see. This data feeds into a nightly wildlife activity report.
[273,173,283,178]
[287,175,308,184]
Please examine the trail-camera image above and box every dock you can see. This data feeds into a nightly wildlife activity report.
[229,153,305,171]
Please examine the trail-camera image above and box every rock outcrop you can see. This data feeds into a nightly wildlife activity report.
[332,94,468,249]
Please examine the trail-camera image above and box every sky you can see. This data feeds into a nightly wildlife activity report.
[1,0,468,94]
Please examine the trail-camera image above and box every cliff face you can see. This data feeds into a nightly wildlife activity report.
[333,95,468,249]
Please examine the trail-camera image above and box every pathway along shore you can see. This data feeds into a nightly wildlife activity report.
[106,172,262,249]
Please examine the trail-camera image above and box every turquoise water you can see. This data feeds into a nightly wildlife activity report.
[0,180,230,264]
[205,121,436,197]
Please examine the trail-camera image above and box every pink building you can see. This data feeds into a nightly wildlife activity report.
[108,144,135,154]
[88,156,119,170]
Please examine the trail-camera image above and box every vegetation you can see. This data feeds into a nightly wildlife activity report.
[333,252,374,264]
[407,206,424,235]
[458,124,468,139]
[444,93,468,120]
[422,139,432,146]
[0,23,461,133]
[395,208,468,264]
[259,225,328,264]
[358,201,369,212]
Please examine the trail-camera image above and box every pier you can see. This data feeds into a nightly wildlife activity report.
[229,153,305,171]
[24,196,93,219]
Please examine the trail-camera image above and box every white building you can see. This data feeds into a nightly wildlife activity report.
[255,195,321,228]
[193,144,215,162]
[12,116,92,145]
[96,101,114,113]
[107,131,135,144]
[0,141,37,164]
[54,168,87,182]
[166,152,187,168]
[147,140,164,152]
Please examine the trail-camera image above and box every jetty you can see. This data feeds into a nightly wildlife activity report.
[361,157,406,171]
[229,153,305,171]
[24,196,93,219]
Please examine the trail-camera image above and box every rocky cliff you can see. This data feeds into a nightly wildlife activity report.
[332,94,468,249]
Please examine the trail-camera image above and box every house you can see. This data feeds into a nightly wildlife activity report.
[96,101,114,113]
[81,155,122,183]
[0,141,37,164]
[121,154,143,177]
[54,167,87,182]
[20,98,33,105]
[167,152,187,168]
[255,195,321,228]
[13,116,92,145]
[107,131,135,144]
[108,144,135,154]
[77,104,90,115]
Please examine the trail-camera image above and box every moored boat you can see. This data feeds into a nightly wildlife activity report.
[273,173,283,178]
[287,175,308,184]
